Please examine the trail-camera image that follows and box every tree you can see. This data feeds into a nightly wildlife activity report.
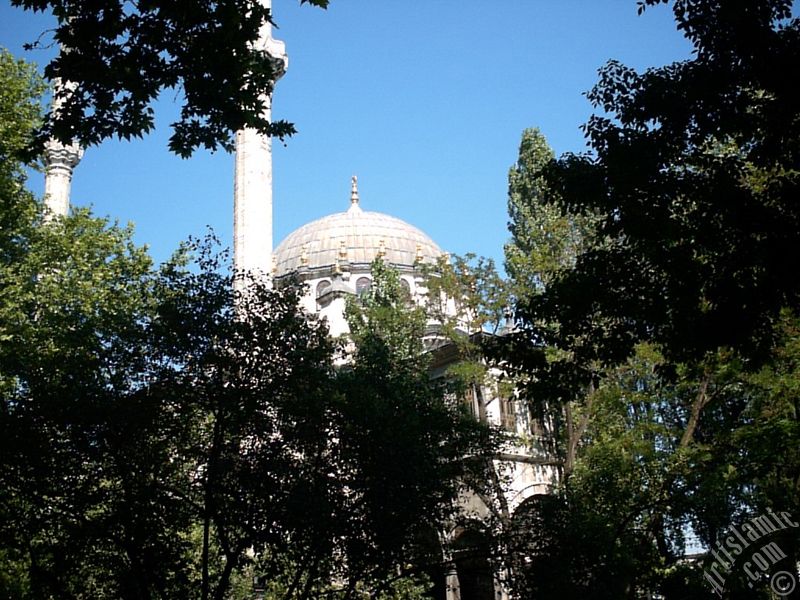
[503,333,800,600]
[10,0,328,157]
[340,258,499,597]
[499,0,800,530]
[517,0,800,369]
[147,248,341,600]
[0,217,343,600]
[501,128,603,477]
[499,3,800,592]
[504,128,595,298]
[1,51,175,597]
[0,48,45,169]
[0,214,174,598]
[423,253,511,423]
[0,48,44,268]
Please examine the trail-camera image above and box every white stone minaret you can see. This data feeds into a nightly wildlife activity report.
[43,78,83,220]
[233,0,287,290]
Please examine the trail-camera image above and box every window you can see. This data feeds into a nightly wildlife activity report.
[400,277,411,296]
[356,277,371,296]
[399,277,413,305]
[499,397,516,431]
[316,280,331,297]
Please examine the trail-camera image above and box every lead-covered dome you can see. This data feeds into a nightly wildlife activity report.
[274,178,442,277]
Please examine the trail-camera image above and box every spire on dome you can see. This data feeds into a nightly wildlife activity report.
[350,175,359,205]
[347,175,363,215]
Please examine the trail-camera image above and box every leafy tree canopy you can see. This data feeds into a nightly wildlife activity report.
[11,0,329,157]
[515,0,800,371]
[0,48,45,169]
[499,4,800,598]
[505,128,596,299]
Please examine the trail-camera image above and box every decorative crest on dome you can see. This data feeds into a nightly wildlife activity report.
[415,243,424,264]
[350,175,359,205]
[300,244,309,266]
[338,239,348,260]
[377,238,386,259]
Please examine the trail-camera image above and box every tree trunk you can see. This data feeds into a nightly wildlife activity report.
[564,383,595,478]
[201,506,211,600]
[680,372,711,448]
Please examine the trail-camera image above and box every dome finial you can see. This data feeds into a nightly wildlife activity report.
[350,175,359,205]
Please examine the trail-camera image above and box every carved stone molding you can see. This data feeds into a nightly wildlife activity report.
[44,138,83,175]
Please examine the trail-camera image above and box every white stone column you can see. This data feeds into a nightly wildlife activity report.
[43,73,83,221]
[233,1,287,291]
[445,563,461,600]
[43,138,82,220]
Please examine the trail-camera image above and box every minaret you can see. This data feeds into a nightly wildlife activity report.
[43,78,83,220]
[233,0,287,290]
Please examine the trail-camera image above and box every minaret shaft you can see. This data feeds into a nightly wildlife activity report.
[233,0,286,291]
[234,103,275,285]
[43,74,83,221]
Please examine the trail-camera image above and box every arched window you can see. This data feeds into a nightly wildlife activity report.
[399,278,413,305]
[356,277,371,296]
[451,528,494,600]
[316,280,331,297]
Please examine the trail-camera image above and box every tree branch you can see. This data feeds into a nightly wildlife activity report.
[679,372,711,448]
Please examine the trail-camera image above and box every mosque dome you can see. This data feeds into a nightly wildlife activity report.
[273,177,442,277]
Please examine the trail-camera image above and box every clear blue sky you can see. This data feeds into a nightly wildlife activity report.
[1,1,693,268]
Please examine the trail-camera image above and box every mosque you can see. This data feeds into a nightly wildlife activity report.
[40,3,555,598]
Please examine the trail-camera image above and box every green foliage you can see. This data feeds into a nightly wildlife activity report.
[423,253,511,407]
[0,47,44,169]
[505,340,800,599]
[0,208,176,598]
[10,0,328,157]
[148,241,342,600]
[501,306,800,599]
[0,47,43,278]
[505,128,595,298]
[372,575,432,600]
[2,212,456,599]
[346,257,427,363]
[501,128,606,458]
[425,253,509,338]
[341,258,498,595]
[500,4,800,598]
[256,570,432,600]
[740,311,800,518]
[517,1,800,368]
